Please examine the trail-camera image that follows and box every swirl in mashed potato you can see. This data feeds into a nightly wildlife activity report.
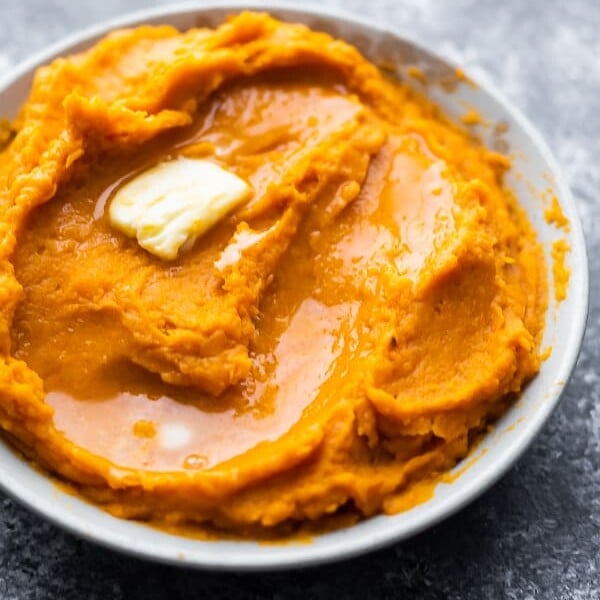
[0,12,546,535]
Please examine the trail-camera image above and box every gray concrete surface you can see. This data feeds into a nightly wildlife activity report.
[0,0,598,598]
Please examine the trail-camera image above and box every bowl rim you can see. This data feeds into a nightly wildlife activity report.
[0,0,589,571]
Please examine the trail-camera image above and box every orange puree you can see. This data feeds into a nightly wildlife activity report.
[551,239,570,302]
[0,12,546,535]
[544,195,570,232]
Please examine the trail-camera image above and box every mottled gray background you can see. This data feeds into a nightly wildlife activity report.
[0,0,598,598]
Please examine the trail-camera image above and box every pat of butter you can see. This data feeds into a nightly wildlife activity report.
[109,157,251,260]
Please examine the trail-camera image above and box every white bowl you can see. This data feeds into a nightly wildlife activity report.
[0,1,588,570]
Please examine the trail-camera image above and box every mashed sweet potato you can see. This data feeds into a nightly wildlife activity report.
[0,12,546,535]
